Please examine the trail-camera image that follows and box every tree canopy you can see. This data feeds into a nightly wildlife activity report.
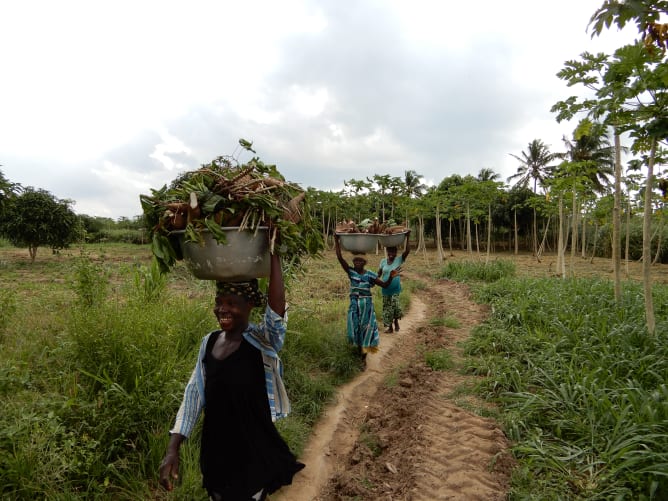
[1,187,82,262]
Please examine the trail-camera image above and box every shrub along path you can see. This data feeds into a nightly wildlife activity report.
[275,271,515,500]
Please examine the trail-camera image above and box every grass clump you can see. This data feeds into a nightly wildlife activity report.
[425,349,455,371]
[429,315,460,328]
[438,259,515,282]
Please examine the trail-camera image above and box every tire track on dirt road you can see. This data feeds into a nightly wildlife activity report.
[275,275,514,500]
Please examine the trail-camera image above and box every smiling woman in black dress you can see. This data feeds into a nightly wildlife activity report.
[159,252,304,500]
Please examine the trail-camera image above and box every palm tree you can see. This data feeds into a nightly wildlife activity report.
[558,121,615,263]
[508,139,557,257]
[403,170,426,198]
[507,139,556,193]
[559,121,614,195]
[477,167,501,182]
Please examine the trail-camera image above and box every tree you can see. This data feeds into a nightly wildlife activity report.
[557,120,615,268]
[589,0,668,335]
[477,169,503,263]
[508,139,558,258]
[559,120,615,194]
[552,1,668,333]
[403,170,426,199]
[1,188,81,262]
[0,168,22,219]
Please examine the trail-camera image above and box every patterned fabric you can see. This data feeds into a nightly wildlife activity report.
[382,294,403,326]
[216,279,267,307]
[378,255,404,296]
[346,268,380,353]
[170,305,290,438]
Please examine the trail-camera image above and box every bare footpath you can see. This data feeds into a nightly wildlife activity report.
[274,272,515,501]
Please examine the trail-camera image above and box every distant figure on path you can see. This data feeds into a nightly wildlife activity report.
[334,234,401,366]
[377,230,411,333]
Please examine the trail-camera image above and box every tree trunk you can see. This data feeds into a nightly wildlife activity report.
[558,195,566,278]
[486,204,492,264]
[532,207,539,261]
[625,192,632,278]
[652,217,663,265]
[322,209,330,250]
[514,209,519,255]
[571,186,578,274]
[642,140,656,335]
[416,214,427,256]
[589,223,598,264]
[466,203,473,255]
[448,220,454,256]
[537,216,551,260]
[581,212,587,259]
[435,208,444,263]
[475,223,480,256]
[613,132,622,302]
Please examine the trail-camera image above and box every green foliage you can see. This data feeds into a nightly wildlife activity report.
[70,251,110,307]
[140,148,325,273]
[466,276,668,499]
[0,289,16,338]
[438,259,516,282]
[429,315,460,328]
[0,243,365,499]
[424,349,454,371]
[131,259,167,303]
[1,188,81,261]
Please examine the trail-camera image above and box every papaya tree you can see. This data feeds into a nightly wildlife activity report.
[552,0,668,333]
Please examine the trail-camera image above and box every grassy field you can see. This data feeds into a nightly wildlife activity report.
[0,241,666,499]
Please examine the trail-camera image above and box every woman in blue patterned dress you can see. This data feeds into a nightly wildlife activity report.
[334,235,401,361]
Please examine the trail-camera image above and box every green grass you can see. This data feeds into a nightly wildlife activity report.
[429,315,460,328]
[0,243,371,499]
[465,276,668,500]
[438,259,516,282]
[2,245,667,500]
[424,349,455,371]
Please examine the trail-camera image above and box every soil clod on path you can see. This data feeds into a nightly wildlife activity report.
[275,274,514,501]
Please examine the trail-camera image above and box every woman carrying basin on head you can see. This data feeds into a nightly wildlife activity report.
[334,234,401,365]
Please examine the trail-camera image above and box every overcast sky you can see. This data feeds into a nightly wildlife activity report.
[0,0,638,220]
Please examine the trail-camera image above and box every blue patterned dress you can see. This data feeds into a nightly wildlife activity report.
[346,267,380,353]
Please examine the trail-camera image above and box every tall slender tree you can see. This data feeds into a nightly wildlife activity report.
[508,139,558,258]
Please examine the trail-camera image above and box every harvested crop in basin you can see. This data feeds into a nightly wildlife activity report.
[140,141,324,273]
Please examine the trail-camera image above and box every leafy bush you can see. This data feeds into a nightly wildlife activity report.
[70,251,110,307]
[131,259,167,303]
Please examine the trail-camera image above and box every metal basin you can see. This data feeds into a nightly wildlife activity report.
[379,231,408,248]
[337,232,379,253]
[174,227,270,281]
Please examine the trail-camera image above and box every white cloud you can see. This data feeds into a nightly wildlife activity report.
[0,0,648,219]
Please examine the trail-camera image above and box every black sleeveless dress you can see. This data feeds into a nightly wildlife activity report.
[200,332,304,498]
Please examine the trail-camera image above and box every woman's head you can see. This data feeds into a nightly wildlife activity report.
[215,279,266,307]
[386,246,398,259]
[352,255,367,272]
[214,280,266,332]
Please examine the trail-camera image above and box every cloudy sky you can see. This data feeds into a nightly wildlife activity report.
[0,0,638,220]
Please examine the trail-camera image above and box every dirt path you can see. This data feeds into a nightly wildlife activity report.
[275,272,514,501]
